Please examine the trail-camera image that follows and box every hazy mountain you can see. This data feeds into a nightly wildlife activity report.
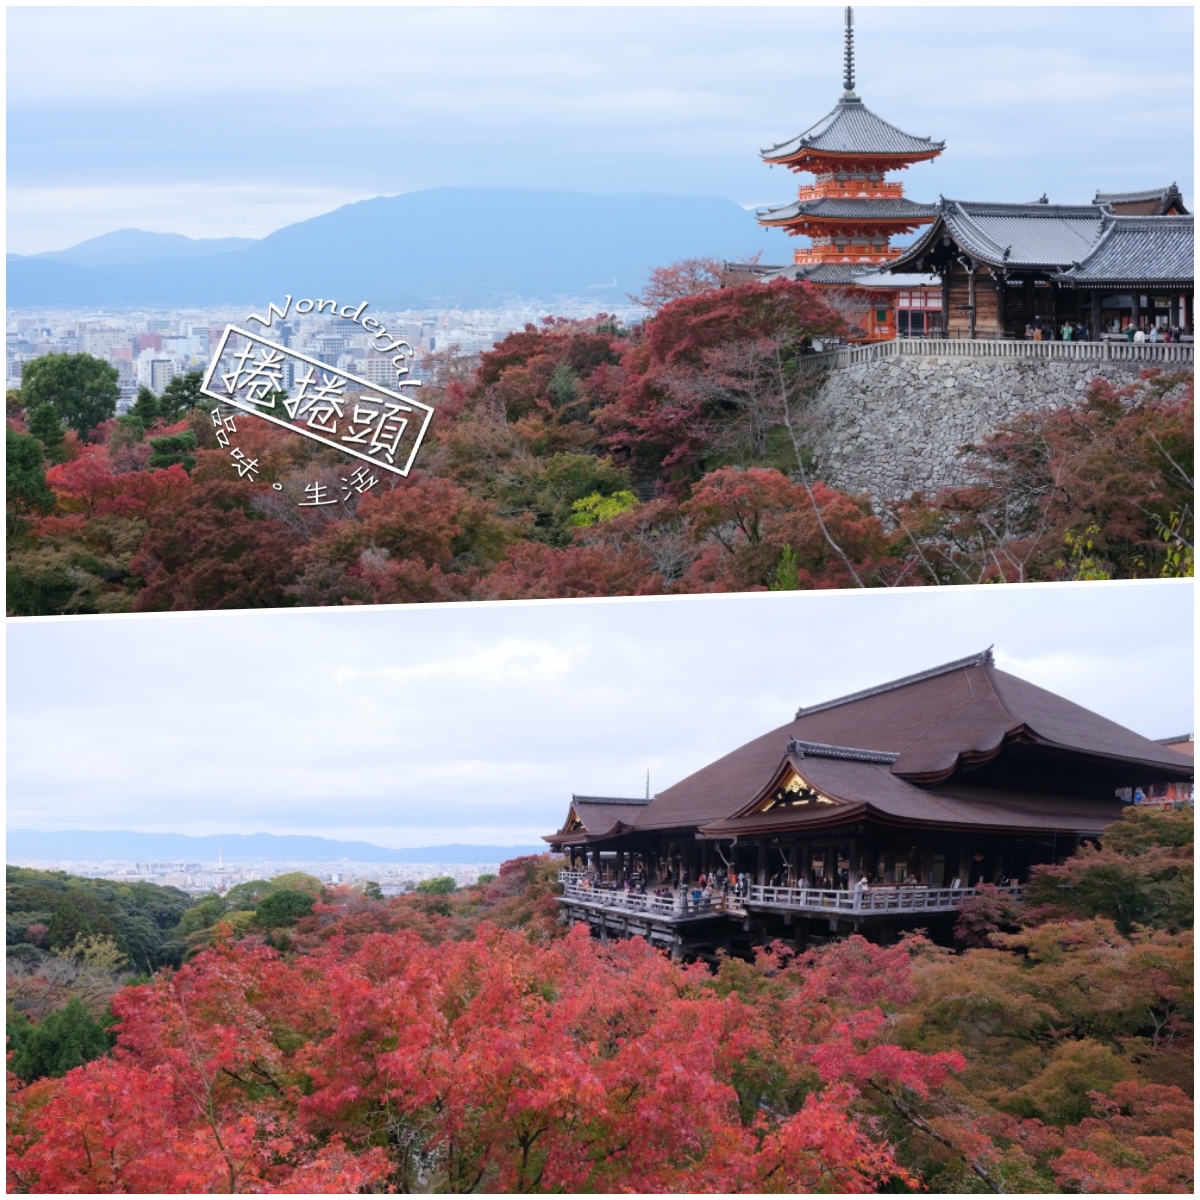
[6,187,774,310]
[8,228,259,270]
[6,829,546,864]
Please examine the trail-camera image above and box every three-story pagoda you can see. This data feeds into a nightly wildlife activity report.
[751,9,946,339]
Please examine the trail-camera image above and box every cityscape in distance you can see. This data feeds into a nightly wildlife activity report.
[7,829,547,895]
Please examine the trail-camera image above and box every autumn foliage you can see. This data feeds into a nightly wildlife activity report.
[7,279,1193,613]
[8,813,1195,1194]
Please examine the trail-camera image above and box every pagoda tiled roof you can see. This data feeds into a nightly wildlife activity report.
[757,196,936,223]
[890,199,1108,272]
[762,95,944,163]
[1052,214,1194,288]
[757,263,938,287]
[1094,183,1188,215]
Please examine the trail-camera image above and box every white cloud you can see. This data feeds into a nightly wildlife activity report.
[6,582,1193,846]
[6,6,1191,252]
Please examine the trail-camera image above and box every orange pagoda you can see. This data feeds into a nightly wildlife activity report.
[754,9,945,340]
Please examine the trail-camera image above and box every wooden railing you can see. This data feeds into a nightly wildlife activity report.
[747,882,1023,915]
[818,338,1195,370]
[558,872,1021,920]
[559,879,727,920]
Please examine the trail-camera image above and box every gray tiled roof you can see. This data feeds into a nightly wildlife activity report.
[890,199,1107,272]
[1053,215,1194,287]
[757,262,938,288]
[757,196,936,223]
[1094,183,1188,215]
[759,263,863,285]
[762,96,944,161]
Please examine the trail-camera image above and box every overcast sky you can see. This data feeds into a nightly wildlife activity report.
[6,5,1193,253]
[6,581,1193,847]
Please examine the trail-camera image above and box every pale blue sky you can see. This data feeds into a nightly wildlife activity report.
[6,5,1194,253]
[6,582,1193,846]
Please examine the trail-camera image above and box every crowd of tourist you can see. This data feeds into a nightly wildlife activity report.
[568,862,1015,905]
[1023,318,1189,343]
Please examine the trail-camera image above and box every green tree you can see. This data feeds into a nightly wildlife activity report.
[128,386,161,426]
[46,893,122,954]
[267,872,323,896]
[1024,806,1193,933]
[176,895,228,936]
[569,489,639,527]
[254,889,316,928]
[158,371,205,422]
[769,544,801,591]
[25,403,66,461]
[223,880,278,911]
[416,876,457,895]
[146,430,197,472]
[362,880,384,900]
[6,997,112,1082]
[20,353,119,440]
[6,426,55,517]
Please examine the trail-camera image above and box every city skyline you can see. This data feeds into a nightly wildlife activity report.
[7,6,1194,254]
[7,581,1193,847]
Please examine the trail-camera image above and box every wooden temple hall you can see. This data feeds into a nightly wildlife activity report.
[546,651,1193,956]
[744,8,1193,343]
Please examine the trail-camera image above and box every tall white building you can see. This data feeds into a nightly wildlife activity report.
[136,352,181,394]
[82,327,127,357]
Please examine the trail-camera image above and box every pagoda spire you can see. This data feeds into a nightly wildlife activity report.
[843,7,856,97]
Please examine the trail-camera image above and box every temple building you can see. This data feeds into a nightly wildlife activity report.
[547,650,1193,956]
[750,7,946,340]
[743,10,1193,343]
[888,200,1193,340]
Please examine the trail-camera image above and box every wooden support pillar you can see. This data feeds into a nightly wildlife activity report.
[848,840,861,888]
[616,850,625,887]
[1091,292,1102,338]
[957,846,971,889]
[757,841,768,886]
[799,843,811,883]
[992,845,1005,884]
[922,846,934,887]
[968,266,977,340]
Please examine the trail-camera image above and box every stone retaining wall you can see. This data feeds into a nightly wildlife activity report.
[810,356,1151,500]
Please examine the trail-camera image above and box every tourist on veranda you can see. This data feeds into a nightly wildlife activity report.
[1077,321,1089,342]
[1061,321,1073,341]
[1024,322,1035,340]
[1149,324,1160,343]
[1134,325,1146,344]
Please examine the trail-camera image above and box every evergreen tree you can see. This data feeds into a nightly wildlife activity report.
[128,386,160,426]
[26,403,66,460]
[6,998,112,1082]
[6,426,55,517]
[158,371,205,422]
[147,430,197,472]
[19,353,119,440]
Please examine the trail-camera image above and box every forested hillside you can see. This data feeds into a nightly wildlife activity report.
[7,270,1194,614]
[7,811,1193,1193]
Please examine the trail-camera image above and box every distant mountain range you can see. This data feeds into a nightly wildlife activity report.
[6,829,546,865]
[22,229,260,270]
[6,187,775,310]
